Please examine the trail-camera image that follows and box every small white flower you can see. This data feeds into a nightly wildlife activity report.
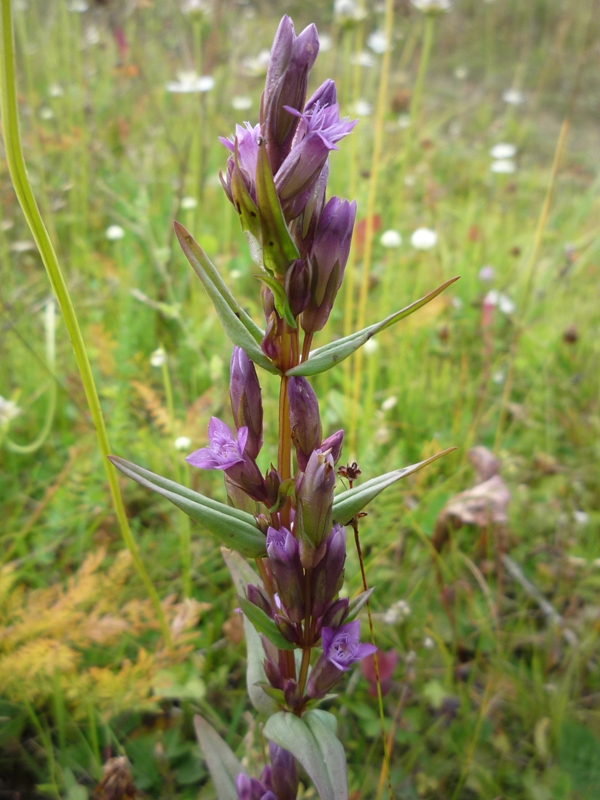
[0,396,21,426]
[493,370,505,385]
[380,229,402,248]
[398,114,411,129]
[174,436,192,451]
[498,294,515,314]
[383,599,411,624]
[363,338,379,355]
[48,84,64,98]
[105,224,125,241]
[423,636,435,650]
[243,50,271,77]
[181,0,211,17]
[355,99,372,117]
[231,95,253,111]
[229,269,242,280]
[484,290,499,306]
[39,106,54,120]
[491,159,517,174]
[367,30,388,54]
[66,0,88,11]
[410,227,437,250]
[490,143,517,159]
[166,71,214,93]
[180,196,198,210]
[411,0,453,11]
[454,66,468,80]
[319,33,333,52]
[84,25,100,46]
[381,396,397,411]
[478,265,495,282]
[334,0,366,22]
[404,173,416,186]
[150,348,166,368]
[10,240,36,253]
[451,296,463,310]
[350,51,375,68]
[573,510,589,525]
[502,88,525,105]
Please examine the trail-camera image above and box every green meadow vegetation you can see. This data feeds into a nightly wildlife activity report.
[1,0,599,797]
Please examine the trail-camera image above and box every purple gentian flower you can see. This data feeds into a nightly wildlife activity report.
[186,417,247,470]
[288,376,322,471]
[322,620,376,671]
[266,526,305,623]
[219,122,261,204]
[230,346,263,459]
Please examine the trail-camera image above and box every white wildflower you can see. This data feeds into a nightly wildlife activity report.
[105,224,125,241]
[334,0,366,22]
[243,50,271,77]
[423,636,435,650]
[166,71,214,93]
[174,436,192,451]
[498,294,515,314]
[411,0,453,11]
[39,106,54,120]
[367,30,388,54]
[319,33,333,52]
[350,51,375,68]
[66,0,88,11]
[231,95,253,111]
[502,88,525,105]
[493,370,505,385]
[573,510,589,525]
[180,196,198,210]
[0,396,21,427]
[381,396,398,411]
[150,348,166,368]
[383,599,411,624]
[380,230,402,248]
[354,99,372,117]
[363,338,379,355]
[491,159,517,174]
[454,66,468,80]
[478,265,495,282]
[410,227,438,250]
[490,143,517,160]
[48,84,64,98]
[398,114,411,129]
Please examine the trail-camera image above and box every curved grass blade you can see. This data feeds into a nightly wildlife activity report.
[288,277,459,377]
[109,456,267,558]
[332,448,456,526]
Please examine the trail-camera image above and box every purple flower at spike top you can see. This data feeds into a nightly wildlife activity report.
[187,417,247,470]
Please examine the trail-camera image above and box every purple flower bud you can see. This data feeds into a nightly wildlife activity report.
[275,613,300,644]
[290,163,328,258]
[235,774,268,800]
[264,656,284,690]
[288,377,322,471]
[284,259,311,318]
[320,429,344,464]
[261,311,282,363]
[310,524,346,618]
[247,583,273,617]
[266,526,305,622]
[307,620,377,698]
[302,197,357,333]
[295,448,336,567]
[268,744,299,800]
[224,475,259,514]
[320,597,350,630]
[230,347,263,460]
[304,79,337,113]
[187,417,268,504]
[265,467,282,510]
[261,284,275,320]
[260,16,319,173]
[220,123,261,206]
[283,678,302,710]
[275,133,333,220]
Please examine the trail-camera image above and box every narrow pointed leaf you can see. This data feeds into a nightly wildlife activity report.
[109,456,267,558]
[332,448,456,526]
[264,711,348,800]
[194,715,244,800]
[221,548,278,715]
[256,140,300,275]
[346,588,374,621]
[257,273,297,328]
[238,597,296,651]
[288,277,460,377]
[175,222,278,374]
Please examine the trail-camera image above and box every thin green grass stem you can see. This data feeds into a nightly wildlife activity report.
[0,0,173,649]
[405,13,435,164]
[348,0,394,454]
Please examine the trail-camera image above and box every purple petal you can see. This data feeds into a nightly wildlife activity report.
[321,626,335,655]
[185,448,221,470]
[237,425,249,453]
[354,642,378,660]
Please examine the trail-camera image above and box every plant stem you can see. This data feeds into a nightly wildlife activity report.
[0,0,173,649]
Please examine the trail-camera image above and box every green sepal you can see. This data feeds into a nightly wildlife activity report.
[346,588,374,621]
[256,273,297,329]
[231,143,262,242]
[238,597,297,651]
[287,276,460,377]
[256,140,300,276]
[332,448,456,526]
[109,456,267,558]
[269,477,296,514]
[174,222,278,375]
[255,683,286,704]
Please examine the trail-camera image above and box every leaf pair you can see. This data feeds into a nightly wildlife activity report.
[108,456,266,558]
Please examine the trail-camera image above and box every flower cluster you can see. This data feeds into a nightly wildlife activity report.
[185,15,374,790]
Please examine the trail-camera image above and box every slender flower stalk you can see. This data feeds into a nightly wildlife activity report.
[0,0,173,649]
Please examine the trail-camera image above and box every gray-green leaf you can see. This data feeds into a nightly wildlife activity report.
[264,710,348,800]
[109,456,267,558]
[174,222,278,374]
[221,548,278,715]
[332,448,456,525]
[287,276,459,377]
[238,597,296,651]
[194,715,244,800]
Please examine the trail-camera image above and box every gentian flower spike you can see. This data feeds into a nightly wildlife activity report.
[310,523,346,617]
[288,376,322,471]
[266,526,305,623]
[295,447,336,567]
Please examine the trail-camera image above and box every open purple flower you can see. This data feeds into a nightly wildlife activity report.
[322,620,376,671]
[186,417,247,470]
[219,122,261,205]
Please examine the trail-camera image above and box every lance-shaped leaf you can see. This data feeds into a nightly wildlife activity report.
[174,222,278,374]
[221,548,278,715]
[238,597,296,651]
[264,710,348,800]
[332,448,456,526]
[346,587,374,621]
[288,276,460,377]
[194,715,244,800]
[109,456,267,558]
[256,140,300,276]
